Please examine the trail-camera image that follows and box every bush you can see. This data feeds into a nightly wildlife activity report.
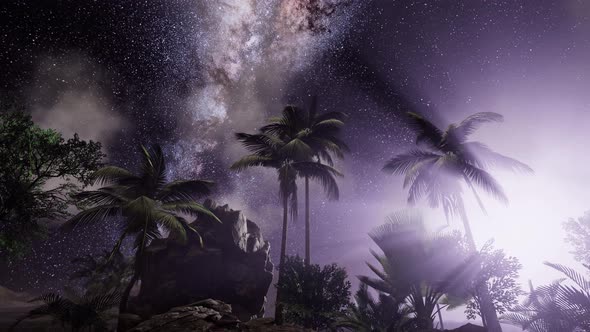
[277,256,351,330]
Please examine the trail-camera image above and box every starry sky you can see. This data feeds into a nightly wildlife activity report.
[2,0,590,323]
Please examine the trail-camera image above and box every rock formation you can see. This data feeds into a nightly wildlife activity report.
[128,299,309,332]
[129,200,273,322]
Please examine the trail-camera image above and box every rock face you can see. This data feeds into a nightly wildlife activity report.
[128,299,309,332]
[130,200,274,321]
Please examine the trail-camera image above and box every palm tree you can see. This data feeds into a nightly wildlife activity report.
[503,263,590,331]
[383,112,532,331]
[336,283,414,332]
[231,129,342,323]
[261,99,348,265]
[63,145,219,330]
[359,210,477,330]
[10,291,121,332]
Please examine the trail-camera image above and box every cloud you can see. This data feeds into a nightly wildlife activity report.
[29,54,127,155]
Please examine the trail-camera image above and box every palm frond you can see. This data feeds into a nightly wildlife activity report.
[545,262,590,292]
[153,210,187,242]
[63,205,122,230]
[235,132,283,156]
[406,112,444,150]
[452,112,503,141]
[162,201,221,223]
[462,163,508,204]
[90,166,139,186]
[158,179,214,202]
[293,161,342,200]
[73,187,128,206]
[140,144,167,190]
[230,154,274,171]
[280,138,313,160]
[382,150,440,175]
[463,141,533,173]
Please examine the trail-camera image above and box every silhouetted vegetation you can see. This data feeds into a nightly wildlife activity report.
[383,111,532,332]
[563,211,590,266]
[232,106,344,323]
[276,255,351,330]
[260,97,348,265]
[463,241,522,322]
[63,144,220,330]
[0,110,103,259]
[10,290,120,332]
[336,283,414,331]
[503,263,590,331]
[359,210,476,330]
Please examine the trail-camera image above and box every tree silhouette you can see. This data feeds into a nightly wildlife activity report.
[383,111,532,331]
[336,283,414,332]
[261,100,348,264]
[359,210,477,330]
[231,126,341,323]
[503,263,590,331]
[63,144,219,331]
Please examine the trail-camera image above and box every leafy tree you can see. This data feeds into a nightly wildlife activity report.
[275,255,351,330]
[502,263,590,331]
[63,144,219,330]
[336,283,413,332]
[464,241,522,321]
[563,211,590,266]
[382,111,532,332]
[359,210,476,330]
[261,99,348,265]
[231,124,341,323]
[0,110,103,259]
[10,291,120,332]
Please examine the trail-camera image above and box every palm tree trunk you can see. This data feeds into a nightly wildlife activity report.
[458,204,502,332]
[436,303,444,329]
[274,194,289,325]
[117,270,139,331]
[118,226,148,332]
[304,176,310,265]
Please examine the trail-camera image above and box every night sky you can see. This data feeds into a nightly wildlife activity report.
[2,0,590,322]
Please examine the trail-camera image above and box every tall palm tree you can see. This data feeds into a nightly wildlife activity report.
[63,145,219,330]
[231,129,342,323]
[261,99,348,265]
[359,210,476,330]
[383,112,532,331]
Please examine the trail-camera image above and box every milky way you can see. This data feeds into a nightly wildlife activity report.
[2,4,590,323]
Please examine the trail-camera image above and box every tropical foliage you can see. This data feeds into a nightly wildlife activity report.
[0,110,103,259]
[382,111,532,331]
[276,255,351,330]
[260,99,348,265]
[359,210,476,330]
[336,283,414,332]
[503,263,590,331]
[10,291,120,332]
[231,112,343,322]
[382,111,532,234]
[464,241,522,321]
[563,211,590,266]
[63,144,219,323]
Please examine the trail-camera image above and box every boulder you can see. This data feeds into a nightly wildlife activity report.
[130,200,273,321]
[447,323,487,331]
[128,299,309,332]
